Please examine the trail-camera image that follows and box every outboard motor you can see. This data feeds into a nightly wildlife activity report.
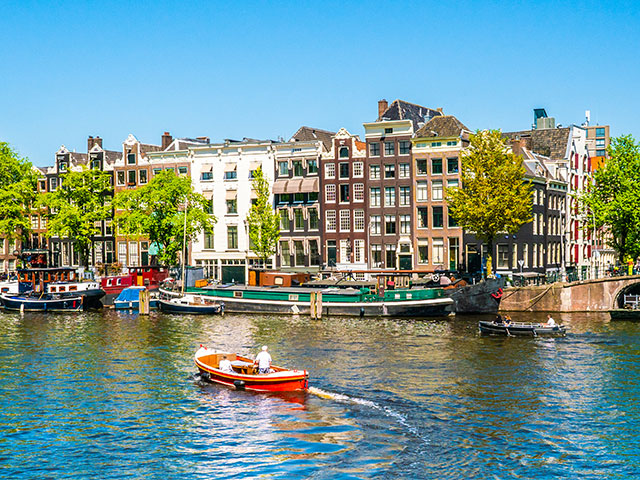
[233,380,246,390]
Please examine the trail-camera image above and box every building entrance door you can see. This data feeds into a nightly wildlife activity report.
[399,254,412,270]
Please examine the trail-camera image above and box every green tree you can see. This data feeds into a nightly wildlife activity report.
[0,142,38,245]
[40,166,113,267]
[247,166,279,264]
[447,130,532,276]
[579,135,640,263]
[114,170,215,266]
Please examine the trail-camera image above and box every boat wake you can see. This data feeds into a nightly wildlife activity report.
[308,387,429,444]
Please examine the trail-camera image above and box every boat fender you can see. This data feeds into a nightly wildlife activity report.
[221,302,225,316]
[491,288,504,299]
[360,307,365,318]
[233,380,246,391]
[200,371,210,381]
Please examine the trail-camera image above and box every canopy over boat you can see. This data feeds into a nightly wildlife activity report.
[194,346,308,392]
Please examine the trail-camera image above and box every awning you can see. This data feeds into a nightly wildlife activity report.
[224,163,237,172]
[250,161,262,171]
[273,179,288,194]
[200,164,213,173]
[300,177,319,193]
[286,178,303,193]
[225,190,237,200]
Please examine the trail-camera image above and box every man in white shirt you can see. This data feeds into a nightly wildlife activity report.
[219,355,233,373]
[254,346,272,374]
[545,314,556,327]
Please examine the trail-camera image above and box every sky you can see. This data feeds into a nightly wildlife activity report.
[1,0,639,166]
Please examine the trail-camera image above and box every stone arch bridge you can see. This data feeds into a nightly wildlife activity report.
[499,275,640,312]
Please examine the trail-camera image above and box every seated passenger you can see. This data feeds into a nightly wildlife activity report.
[545,314,556,327]
[218,355,234,373]
[503,315,513,327]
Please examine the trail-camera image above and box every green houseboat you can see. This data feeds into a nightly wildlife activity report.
[175,284,453,317]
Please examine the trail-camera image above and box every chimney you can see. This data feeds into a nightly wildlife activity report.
[511,137,528,155]
[196,136,210,144]
[161,131,173,150]
[87,135,102,151]
[436,107,444,114]
[378,99,388,119]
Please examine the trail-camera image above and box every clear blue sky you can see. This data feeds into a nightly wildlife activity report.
[1,0,638,166]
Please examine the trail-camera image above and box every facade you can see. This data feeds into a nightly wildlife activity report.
[320,128,367,272]
[410,115,470,272]
[585,124,610,171]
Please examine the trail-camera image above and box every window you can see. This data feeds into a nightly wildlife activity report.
[432,180,443,200]
[400,215,411,234]
[384,142,395,156]
[448,209,458,227]
[31,215,39,229]
[340,239,351,263]
[371,244,383,267]
[204,233,214,249]
[399,163,410,178]
[447,179,459,190]
[294,240,305,266]
[353,183,364,202]
[370,164,380,179]
[326,210,336,232]
[129,241,139,266]
[446,140,457,146]
[178,166,188,175]
[294,209,304,230]
[116,172,125,186]
[308,159,318,174]
[339,147,349,158]
[353,162,363,177]
[596,127,605,137]
[280,241,291,266]
[339,184,350,203]
[369,142,380,157]
[292,161,303,177]
[431,142,442,147]
[432,238,444,264]
[370,187,381,207]
[497,244,509,269]
[417,181,428,202]
[139,170,148,184]
[384,187,396,207]
[385,244,396,269]
[325,184,336,202]
[384,164,395,178]
[39,180,46,191]
[127,153,136,165]
[354,210,365,231]
[339,163,349,179]
[432,158,443,174]
[153,168,161,176]
[325,163,335,179]
[418,241,428,264]
[354,240,364,263]
[280,209,291,231]
[416,159,428,175]
[308,192,318,203]
[512,243,518,269]
[417,207,428,228]
[290,193,303,203]
[309,208,319,230]
[399,186,410,206]
[309,240,320,265]
[384,127,393,134]
[596,149,606,157]
[227,226,238,249]
[447,157,459,174]
[127,170,136,186]
[432,206,443,228]
[224,170,237,180]
[385,215,396,234]
[339,210,350,232]
[595,139,605,149]
[371,215,381,235]
[279,161,289,175]
[399,141,411,155]
[206,199,214,215]
[50,177,58,191]
[226,199,237,214]
[279,193,291,204]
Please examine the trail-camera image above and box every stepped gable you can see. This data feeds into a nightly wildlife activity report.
[290,126,336,151]
[415,115,470,138]
[378,99,442,130]
[503,127,571,160]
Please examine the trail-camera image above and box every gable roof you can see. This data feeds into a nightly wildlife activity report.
[503,127,571,160]
[415,115,470,138]
[290,126,336,151]
[378,99,442,130]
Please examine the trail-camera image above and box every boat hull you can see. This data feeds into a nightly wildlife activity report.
[609,309,640,320]
[114,299,159,311]
[158,299,222,314]
[196,366,309,392]
[447,278,505,314]
[0,294,84,312]
[478,320,566,336]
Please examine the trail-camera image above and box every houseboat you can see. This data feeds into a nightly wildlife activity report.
[100,266,169,305]
[17,267,105,309]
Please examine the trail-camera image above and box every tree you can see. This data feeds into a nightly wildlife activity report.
[114,170,215,266]
[579,135,640,263]
[40,167,113,267]
[447,130,532,276]
[0,142,38,246]
[247,167,279,265]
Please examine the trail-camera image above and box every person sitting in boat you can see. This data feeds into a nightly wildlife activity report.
[219,355,233,373]
[545,314,556,327]
[493,315,503,325]
[254,346,272,374]
[503,315,513,327]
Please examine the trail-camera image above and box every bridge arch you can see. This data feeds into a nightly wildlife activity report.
[612,280,640,309]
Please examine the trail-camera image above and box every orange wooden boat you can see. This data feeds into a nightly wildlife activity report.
[194,346,309,392]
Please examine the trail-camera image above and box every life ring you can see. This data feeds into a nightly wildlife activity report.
[432,273,440,283]
[491,288,503,299]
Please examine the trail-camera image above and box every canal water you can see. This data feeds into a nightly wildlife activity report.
[1,310,639,479]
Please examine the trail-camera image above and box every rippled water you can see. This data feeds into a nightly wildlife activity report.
[0,309,639,479]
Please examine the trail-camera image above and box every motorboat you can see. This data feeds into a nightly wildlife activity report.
[158,294,223,314]
[0,293,84,312]
[194,346,309,392]
[479,319,567,336]
[114,286,158,311]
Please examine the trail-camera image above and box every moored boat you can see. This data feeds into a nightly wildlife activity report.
[194,346,309,392]
[0,293,84,312]
[609,309,640,320]
[114,286,159,311]
[479,320,567,336]
[100,266,169,305]
[158,294,223,314]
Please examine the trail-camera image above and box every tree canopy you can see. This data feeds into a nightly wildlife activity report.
[113,170,215,266]
[579,135,640,263]
[40,166,113,267]
[0,142,38,244]
[447,130,532,275]
[247,167,279,263]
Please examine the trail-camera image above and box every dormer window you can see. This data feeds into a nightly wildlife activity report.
[59,162,68,172]
[127,153,136,165]
[339,147,349,158]
[385,127,393,134]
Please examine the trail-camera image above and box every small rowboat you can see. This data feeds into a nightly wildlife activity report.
[194,346,309,392]
[479,320,567,336]
[0,293,84,312]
